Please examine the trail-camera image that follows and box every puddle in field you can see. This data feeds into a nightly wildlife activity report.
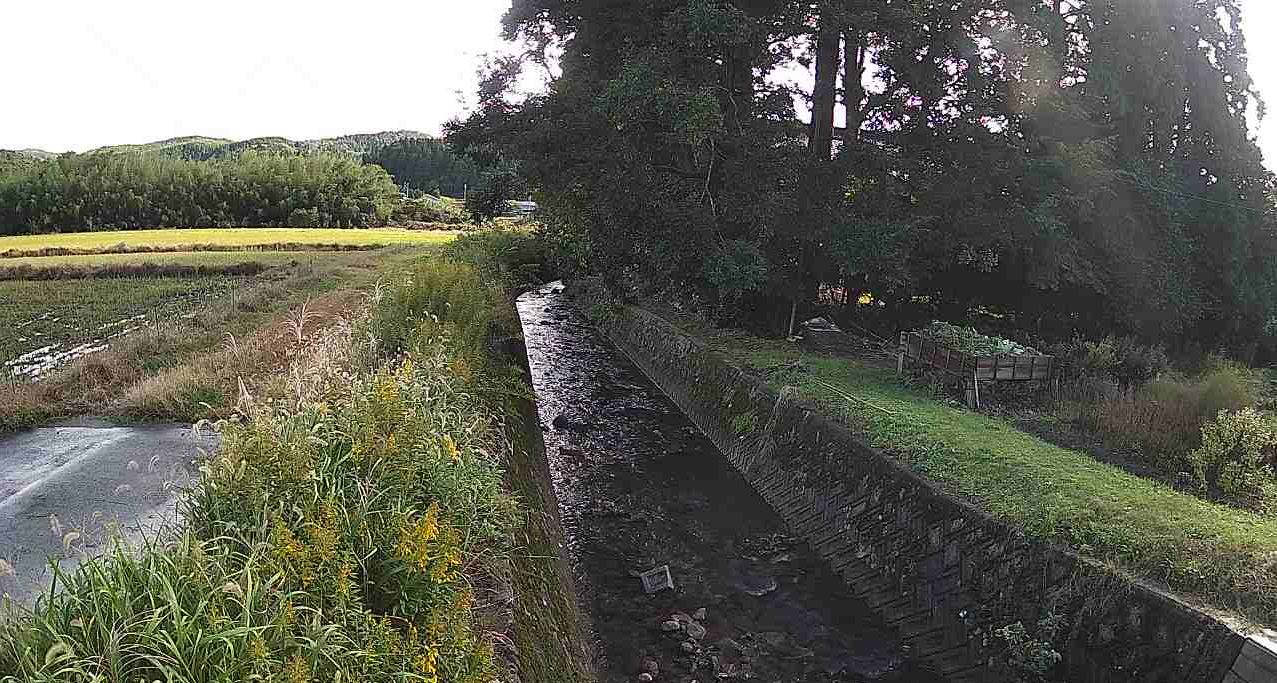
[5,314,149,379]
[0,422,211,606]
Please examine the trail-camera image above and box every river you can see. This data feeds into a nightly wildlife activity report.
[516,283,946,683]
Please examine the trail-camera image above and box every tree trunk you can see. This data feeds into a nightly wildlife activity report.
[810,12,840,161]
[842,31,867,145]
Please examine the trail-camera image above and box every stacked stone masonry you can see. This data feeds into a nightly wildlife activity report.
[593,301,1272,683]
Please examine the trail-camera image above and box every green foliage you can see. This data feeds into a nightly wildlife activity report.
[1111,338,1171,388]
[460,0,1277,353]
[1057,336,1169,387]
[364,138,481,197]
[1075,363,1263,478]
[993,616,1063,682]
[390,195,469,225]
[443,228,554,292]
[0,151,400,234]
[729,410,759,436]
[918,321,1039,356]
[464,166,524,224]
[368,259,515,361]
[1189,408,1277,510]
[0,260,523,682]
[703,240,768,295]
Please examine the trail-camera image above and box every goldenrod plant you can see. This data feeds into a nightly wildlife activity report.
[0,259,521,682]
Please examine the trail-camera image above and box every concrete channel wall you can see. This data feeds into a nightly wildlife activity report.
[500,335,598,683]
[592,300,1275,683]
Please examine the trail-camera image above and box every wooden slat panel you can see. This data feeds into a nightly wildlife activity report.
[904,332,1055,383]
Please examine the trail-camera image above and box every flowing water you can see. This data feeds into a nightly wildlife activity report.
[516,283,945,683]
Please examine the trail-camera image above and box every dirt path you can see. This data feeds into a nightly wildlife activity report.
[0,422,213,606]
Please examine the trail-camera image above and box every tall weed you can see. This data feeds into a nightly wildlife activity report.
[0,260,521,682]
[1077,360,1265,476]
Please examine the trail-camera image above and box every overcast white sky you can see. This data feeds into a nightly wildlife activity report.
[0,0,514,152]
[2,1,1277,167]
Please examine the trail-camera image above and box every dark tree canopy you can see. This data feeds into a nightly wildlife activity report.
[363,138,482,197]
[451,0,1276,357]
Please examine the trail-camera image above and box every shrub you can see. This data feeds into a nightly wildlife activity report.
[1081,364,1265,480]
[390,195,468,225]
[1196,358,1264,418]
[443,228,555,292]
[1112,337,1169,388]
[368,259,516,364]
[1055,336,1167,388]
[1081,337,1119,375]
[993,616,1063,682]
[1188,408,1277,511]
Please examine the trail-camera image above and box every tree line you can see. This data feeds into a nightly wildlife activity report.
[450,0,1277,359]
[0,151,401,234]
[363,138,482,197]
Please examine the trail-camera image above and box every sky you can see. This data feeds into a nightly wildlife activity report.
[0,0,516,152]
[1243,0,1277,168]
[2,1,1277,165]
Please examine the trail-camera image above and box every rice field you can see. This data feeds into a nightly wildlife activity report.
[0,227,457,254]
[0,250,333,269]
[1,276,247,378]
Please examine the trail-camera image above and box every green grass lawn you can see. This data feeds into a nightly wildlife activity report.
[0,227,457,254]
[670,320,1277,625]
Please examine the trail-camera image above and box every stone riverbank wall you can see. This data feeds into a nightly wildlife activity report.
[589,299,1274,683]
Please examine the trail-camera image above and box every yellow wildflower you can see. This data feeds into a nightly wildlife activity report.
[283,654,310,683]
[249,636,268,660]
[451,356,472,382]
[395,503,442,572]
[443,434,461,464]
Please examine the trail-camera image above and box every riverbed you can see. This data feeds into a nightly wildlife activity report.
[516,283,944,683]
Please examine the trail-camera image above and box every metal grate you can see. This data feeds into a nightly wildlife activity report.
[639,565,674,594]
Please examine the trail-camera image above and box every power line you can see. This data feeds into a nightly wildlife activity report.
[1109,173,1269,215]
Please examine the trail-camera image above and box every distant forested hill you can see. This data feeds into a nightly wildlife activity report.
[82,130,432,162]
[363,138,481,197]
[0,149,54,175]
[9,131,478,197]
[0,131,479,234]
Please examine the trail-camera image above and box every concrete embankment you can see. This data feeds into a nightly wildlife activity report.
[518,283,941,682]
[579,291,1277,683]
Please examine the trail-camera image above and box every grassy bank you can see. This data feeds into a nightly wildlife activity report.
[0,227,456,254]
[645,309,1277,627]
[0,258,526,682]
